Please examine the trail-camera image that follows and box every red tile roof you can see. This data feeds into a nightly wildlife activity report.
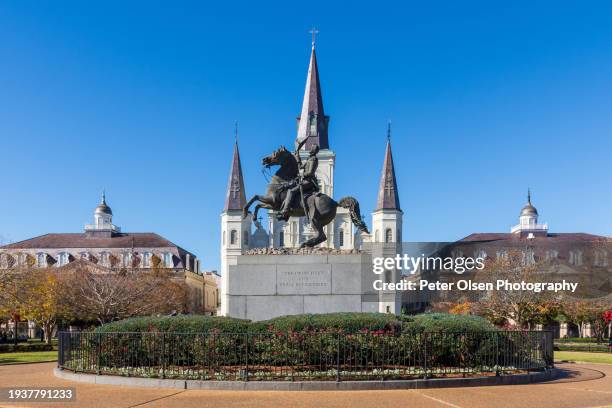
[460,232,607,242]
[1,232,187,250]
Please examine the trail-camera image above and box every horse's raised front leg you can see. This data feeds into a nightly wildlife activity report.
[300,220,327,248]
[243,194,260,219]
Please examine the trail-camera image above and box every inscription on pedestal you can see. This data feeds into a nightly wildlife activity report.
[277,268,330,295]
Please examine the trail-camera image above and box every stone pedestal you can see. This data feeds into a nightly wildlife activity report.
[223,253,378,321]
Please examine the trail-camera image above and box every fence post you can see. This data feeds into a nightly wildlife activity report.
[495,332,500,376]
[57,332,62,368]
[96,332,101,375]
[423,333,428,380]
[244,333,249,382]
[161,332,166,379]
[336,332,341,382]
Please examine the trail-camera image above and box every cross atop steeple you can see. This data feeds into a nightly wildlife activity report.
[387,120,392,142]
[309,27,319,47]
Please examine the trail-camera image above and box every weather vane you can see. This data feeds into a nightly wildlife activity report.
[309,27,319,46]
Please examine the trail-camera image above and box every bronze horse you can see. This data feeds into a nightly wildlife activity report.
[243,146,369,248]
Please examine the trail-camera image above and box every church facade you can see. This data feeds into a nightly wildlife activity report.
[219,43,404,298]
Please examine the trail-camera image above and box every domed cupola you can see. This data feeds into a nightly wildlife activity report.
[520,189,538,217]
[85,192,121,236]
[95,192,113,216]
[511,189,548,236]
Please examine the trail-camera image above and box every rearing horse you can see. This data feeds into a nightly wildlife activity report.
[243,145,369,248]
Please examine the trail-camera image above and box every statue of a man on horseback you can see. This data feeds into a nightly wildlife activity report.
[276,139,319,222]
[243,141,369,248]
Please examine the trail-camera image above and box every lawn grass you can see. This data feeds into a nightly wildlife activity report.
[0,351,57,365]
[556,351,612,365]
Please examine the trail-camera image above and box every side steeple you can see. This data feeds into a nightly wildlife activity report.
[223,139,247,212]
[220,131,252,317]
[376,123,401,211]
[296,42,329,150]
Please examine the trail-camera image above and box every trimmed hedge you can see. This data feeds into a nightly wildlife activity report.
[95,315,253,334]
[259,313,402,333]
[556,337,601,343]
[95,312,495,335]
[0,343,54,353]
[555,343,611,353]
[403,313,495,333]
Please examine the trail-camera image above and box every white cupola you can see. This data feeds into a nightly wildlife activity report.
[94,192,113,227]
[511,189,548,236]
[85,192,121,236]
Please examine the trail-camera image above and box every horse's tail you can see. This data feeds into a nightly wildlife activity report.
[337,196,369,234]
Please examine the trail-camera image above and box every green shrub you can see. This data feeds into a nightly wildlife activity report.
[258,313,402,333]
[555,344,610,352]
[94,313,495,335]
[0,343,54,353]
[95,315,253,334]
[401,313,496,333]
[556,337,600,343]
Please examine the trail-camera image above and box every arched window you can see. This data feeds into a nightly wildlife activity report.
[163,252,173,268]
[594,250,608,267]
[338,228,344,247]
[230,230,237,245]
[522,248,535,266]
[569,250,583,266]
[37,253,46,267]
[122,253,132,268]
[545,250,558,261]
[496,250,508,260]
[374,230,380,243]
[142,252,151,268]
[397,229,401,243]
[279,231,285,247]
[243,231,249,245]
[474,249,487,260]
[222,230,226,246]
[58,252,69,267]
[309,113,317,135]
[385,228,393,243]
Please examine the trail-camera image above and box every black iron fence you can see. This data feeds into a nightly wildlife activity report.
[58,331,554,381]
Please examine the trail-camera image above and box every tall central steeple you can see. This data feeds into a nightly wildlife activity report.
[296,43,329,150]
[223,141,247,212]
[376,124,401,211]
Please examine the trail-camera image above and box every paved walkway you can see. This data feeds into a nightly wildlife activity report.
[0,363,611,408]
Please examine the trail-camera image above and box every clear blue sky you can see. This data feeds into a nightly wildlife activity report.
[1,1,611,270]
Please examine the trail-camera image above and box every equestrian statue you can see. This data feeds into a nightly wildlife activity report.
[243,139,369,248]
